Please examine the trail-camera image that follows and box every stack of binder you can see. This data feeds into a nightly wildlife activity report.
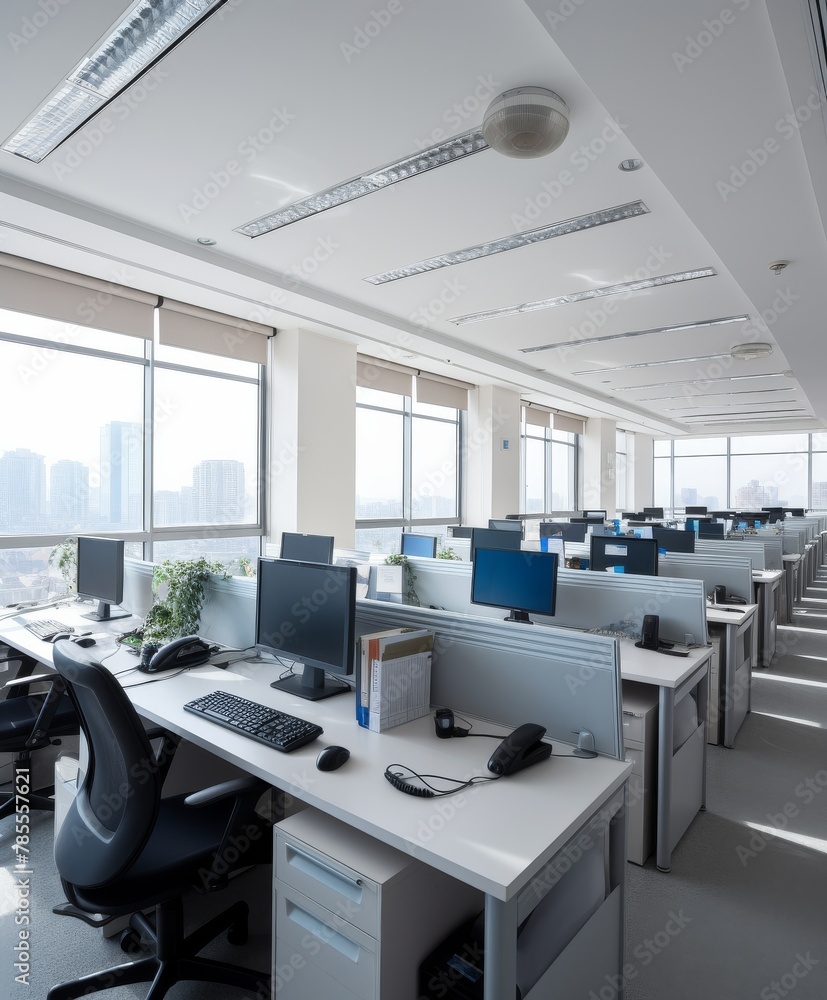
[356,627,434,732]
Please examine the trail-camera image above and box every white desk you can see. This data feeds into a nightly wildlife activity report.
[752,569,783,667]
[618,639,710,872]
[706,604,757,748]
[1,605,631,1000]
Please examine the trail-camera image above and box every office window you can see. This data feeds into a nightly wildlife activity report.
[355,387,461,553]
[0,309,264,603]
[729,435,808,509]
[551,430,577,509]
[615,430,629,510]
[520,423,578,513]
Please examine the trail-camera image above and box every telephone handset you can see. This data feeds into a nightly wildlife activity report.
[139,635,212,673]
[487,723,552,776]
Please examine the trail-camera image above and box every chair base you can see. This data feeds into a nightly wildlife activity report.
[0,789,55,821]
[47,896,269,1000]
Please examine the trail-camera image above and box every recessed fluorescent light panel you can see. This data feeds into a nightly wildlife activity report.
[363,201,649,285]
[572,352,733,376]
[451,264,714,326]
[520,314,748,354]
[637,387,796,402]
[681,409,807,419]
[237,128,489,237]
[3,0,227,163]
[695,415,811,425]
[613,372,787,391]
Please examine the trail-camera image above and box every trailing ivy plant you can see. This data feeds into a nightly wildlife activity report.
[49,538,78,594]
[142,557,229,645]
[384,552,420,606]
[436,547,461,560]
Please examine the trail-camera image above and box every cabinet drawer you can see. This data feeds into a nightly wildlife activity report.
[276,832,380,937]
[623,745,644,776]
[622,713,647,745]
[275,879,377,1000]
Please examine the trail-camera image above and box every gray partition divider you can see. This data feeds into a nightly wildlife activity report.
[355,599,624,760]
[695,539,767,570]
[782,529,806,554]
[752,535,783,570]
[658,554,753,605]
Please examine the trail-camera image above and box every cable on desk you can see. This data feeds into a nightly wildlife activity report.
[384,764,501,798]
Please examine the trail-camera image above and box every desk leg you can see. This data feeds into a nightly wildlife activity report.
[656,686,674,873]
[484,894,518,1000]
[724,623,737,749]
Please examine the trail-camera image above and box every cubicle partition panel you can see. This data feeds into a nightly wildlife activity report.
[355,600,624,760]
[658,554,753,605]
[695,539,767,570]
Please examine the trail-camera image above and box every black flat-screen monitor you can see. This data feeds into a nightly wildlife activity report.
[470,527,521,561]
[449,526,474,539]
[589,535,658,576]
[736,512,770,525]
[471,548,558,624]
[762,507,783,514]
[652,526,695,553]
[685,505,707,515]
[787,508,805,517]
[709,511,735,519]
[280,532,334,564]
[401,533,438,558]
[255,557,356,701]
[698,522,725,538]
[540,521,587,543]
[488,518,523,535]
[620,511,641,520]
[76,536,129,621]
[571,516,604,524]
[642,507,664,519]
[582,510,607,519]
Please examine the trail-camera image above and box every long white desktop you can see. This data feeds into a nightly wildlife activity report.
[0,598,631,1000]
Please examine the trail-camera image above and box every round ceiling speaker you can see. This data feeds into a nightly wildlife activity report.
[730,342,774,360]
[482,87,570,158]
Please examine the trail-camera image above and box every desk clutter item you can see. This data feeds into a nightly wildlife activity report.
[183,689,323,752]
[357,627,434,732]
[14,616,74,641]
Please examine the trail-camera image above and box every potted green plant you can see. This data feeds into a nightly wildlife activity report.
[49,537,78,594]
[437,547,461,560]
[384,552,420,606]
[141,557,229,645]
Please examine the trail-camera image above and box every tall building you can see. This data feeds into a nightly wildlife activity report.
[0,448,46,531]
[680,487,698,506]
[49,460,89,529]
[192,460,245,523]
[811,482,827,509]
[99,422,142,529]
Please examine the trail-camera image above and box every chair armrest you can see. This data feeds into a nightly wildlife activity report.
[184,776,267,808]
[26,674,69,748]
[2,673,56,690]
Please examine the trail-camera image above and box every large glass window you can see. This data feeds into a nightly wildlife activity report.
[520,422,578,513]
[355,387,461,553]
[0,309,264,602]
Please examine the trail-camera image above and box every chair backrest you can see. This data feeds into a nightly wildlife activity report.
[52,641,162,890]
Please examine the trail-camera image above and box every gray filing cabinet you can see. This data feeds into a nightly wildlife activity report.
[621,681,658,866]
[273,808,482,1000]
[705,635,722,746]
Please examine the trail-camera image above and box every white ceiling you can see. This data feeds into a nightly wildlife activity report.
[0,0,824,437]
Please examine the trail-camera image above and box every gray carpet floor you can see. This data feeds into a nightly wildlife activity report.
[3,569,827,998]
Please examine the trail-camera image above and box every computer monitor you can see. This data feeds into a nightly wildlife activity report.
[540,521,587,543]
[488,518,523,535]
[581,510,607,519]
[738,511,770,525]
[471,548,558,624]
[401,533,438,558]
[589,535,658,576]
[642,507,664,519]
[571,516,605,524]
[470,527,522,561]
[762,507,783,514]
[652,526,695,553]
[787,508,805,517]
[685,505,707,515]
[280,532,334,564]
[698,522,725,538]
[76,536,130,622]
[255,557,356,701]
[448,526,474,539]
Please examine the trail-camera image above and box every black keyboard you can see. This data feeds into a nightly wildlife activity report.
[183,690,323,753]
[14,617,74,641]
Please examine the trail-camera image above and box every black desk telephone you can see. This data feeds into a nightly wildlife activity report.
[139,635,212,673]
[487,723,552,776]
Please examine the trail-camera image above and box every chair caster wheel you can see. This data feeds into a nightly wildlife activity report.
[119,928,141,953]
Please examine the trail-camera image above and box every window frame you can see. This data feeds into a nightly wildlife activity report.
[520,421,579,514]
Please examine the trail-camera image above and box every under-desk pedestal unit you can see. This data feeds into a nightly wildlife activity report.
[273,808,483,1000]
[622,680,658,866]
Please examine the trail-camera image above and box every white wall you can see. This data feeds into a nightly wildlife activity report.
[632,433,654,510]
[582,417,617,515]
[465,384,521,524]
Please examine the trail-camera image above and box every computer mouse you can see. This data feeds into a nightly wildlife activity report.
[73,636,97,648]
[315,746,350,772]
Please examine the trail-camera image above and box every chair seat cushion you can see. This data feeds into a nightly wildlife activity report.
[68,792,271,915]
[0,693,78,752]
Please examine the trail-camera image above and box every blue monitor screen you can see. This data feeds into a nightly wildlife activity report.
[470,527,522,560]
[540,521,587,543]
[471,548,558,623]
[401,533,438,558]
[589,535,658,576]
[652,527,695,553]
[698,522,725,538]
[685,520,699,533]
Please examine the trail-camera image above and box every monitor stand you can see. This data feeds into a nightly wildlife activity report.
[270,663,350,701]
[81,600,131,622]
[505,610,534,624]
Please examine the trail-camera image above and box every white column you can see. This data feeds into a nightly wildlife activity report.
[268,329,356,548]
[465,385,521,524]
[582,418,617,515]
[632,433,654,510]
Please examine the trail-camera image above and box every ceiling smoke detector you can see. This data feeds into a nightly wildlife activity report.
[768,260,790,273]
[730,342,773,361]
[482,87,570,158]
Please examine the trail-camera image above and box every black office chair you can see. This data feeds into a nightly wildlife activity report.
[0,650,79,820]
[48,641,272,1000]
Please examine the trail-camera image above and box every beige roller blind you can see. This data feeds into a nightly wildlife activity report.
[523,404,552,428]
[0,252,156,338]
[356,355,414,396]
[415,374,472,410]
[158,299,271,364]
[552,412,586,435]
